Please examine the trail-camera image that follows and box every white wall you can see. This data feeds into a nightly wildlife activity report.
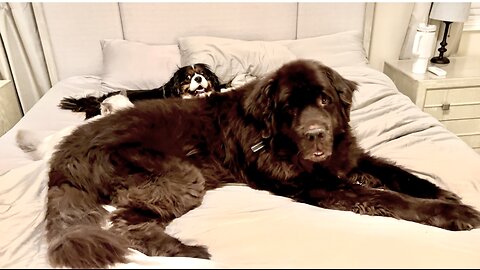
[458,31,480,56]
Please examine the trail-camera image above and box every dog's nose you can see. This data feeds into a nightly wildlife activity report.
[305,127,326,140]
[194,76,202,83]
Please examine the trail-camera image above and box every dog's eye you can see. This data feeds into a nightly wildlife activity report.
[284,104,297,117]
[319,95,330,106]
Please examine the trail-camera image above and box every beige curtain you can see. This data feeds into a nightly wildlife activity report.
[0,3,51,113]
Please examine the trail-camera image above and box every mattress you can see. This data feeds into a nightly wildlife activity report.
[1,66,480,268]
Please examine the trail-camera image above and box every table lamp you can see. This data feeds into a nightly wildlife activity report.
[429,2,471,64]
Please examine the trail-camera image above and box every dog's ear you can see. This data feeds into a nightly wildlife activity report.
[163,66,184,97]
[244,75,277,139]
[119,89,128,97]
[199,63,222,92]
[209,72,222,92]
[324,66,358,122]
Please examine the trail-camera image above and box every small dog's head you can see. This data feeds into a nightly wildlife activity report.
[171,63,222,99]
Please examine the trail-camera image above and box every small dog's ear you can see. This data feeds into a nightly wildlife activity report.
[163,67,184,97]
[201,63,222,92]
[119,89,128,97]
[209,71,222,92]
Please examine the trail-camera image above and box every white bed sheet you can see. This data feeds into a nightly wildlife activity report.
[1,67,480,268]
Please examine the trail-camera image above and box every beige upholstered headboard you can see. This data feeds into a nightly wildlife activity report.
[32,2,374,85]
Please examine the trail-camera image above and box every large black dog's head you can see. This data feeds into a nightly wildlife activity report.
[168,63,222,99]
[244,59,357,166]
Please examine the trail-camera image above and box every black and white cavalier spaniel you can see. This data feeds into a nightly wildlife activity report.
[59,63,224,119]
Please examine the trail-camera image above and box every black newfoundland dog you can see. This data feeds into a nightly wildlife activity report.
[59,63,224,119]
[46,59,480,268]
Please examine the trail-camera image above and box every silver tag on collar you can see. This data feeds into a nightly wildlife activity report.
[250,141,265,152]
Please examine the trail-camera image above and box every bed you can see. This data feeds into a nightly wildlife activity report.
[1,3,480,268]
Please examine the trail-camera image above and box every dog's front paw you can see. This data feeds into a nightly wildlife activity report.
[423,202,480,231]
[178,244,211,259]
[447,204,480,231]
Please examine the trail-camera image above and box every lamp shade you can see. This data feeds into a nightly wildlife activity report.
[429,2,471,22]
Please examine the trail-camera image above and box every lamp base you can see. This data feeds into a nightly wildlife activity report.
[430,56,450,64]
[430,21,452,65]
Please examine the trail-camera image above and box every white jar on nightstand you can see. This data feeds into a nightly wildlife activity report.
[411,23,437,74]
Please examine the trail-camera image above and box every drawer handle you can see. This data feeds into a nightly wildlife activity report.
[442,103,450,111]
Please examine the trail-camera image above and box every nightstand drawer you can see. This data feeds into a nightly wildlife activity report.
[441,118,480,136]
[457,134,480,148]
[424,104,480,120]
[424,87,480,106]
[424,87,480,120]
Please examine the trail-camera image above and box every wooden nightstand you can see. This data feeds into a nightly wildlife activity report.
[383,57,480,153]
[0,80,23,136]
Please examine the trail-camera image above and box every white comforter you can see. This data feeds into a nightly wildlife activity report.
[1,66,479,268]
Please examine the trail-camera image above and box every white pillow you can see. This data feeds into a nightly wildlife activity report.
[276,30,368,68]
[101,39,181,91]
[178,36,296,84]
